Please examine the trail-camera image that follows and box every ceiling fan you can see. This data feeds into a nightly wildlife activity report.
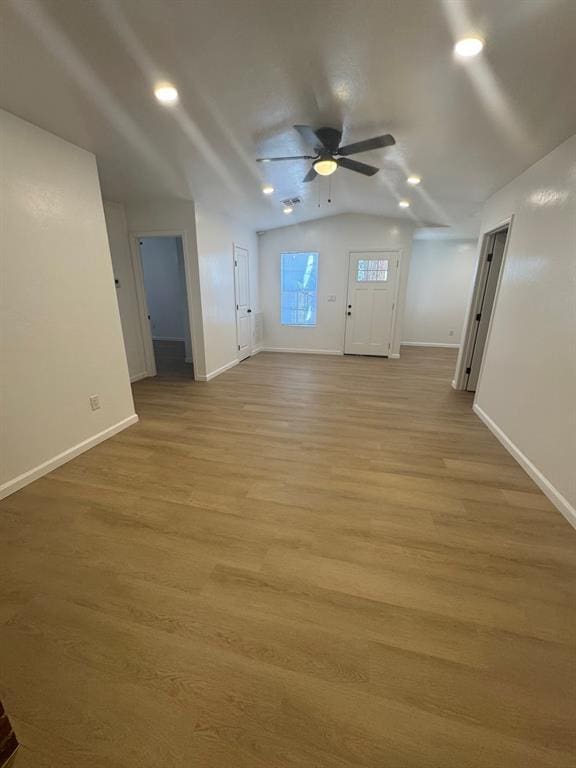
[256,125,396,183]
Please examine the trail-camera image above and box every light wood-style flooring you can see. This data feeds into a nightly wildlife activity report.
[1,348,575,767]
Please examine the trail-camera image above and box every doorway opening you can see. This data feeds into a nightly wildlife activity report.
[456,222,511,392]
[137,235,194,378]
[344,250,401,356]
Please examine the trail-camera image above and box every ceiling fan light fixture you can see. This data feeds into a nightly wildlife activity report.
[283,205,294,214]
[399,199,410,208]
[262,185,274,195]
[407,175,421,185]
[313,158,338,176]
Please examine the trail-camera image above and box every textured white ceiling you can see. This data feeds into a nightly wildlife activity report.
[1,0,575,235]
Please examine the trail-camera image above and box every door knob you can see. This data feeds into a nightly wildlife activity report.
[347,311,352,316]
[247,309,252,313]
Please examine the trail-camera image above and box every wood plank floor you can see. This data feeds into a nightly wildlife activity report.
[1,348,575,767]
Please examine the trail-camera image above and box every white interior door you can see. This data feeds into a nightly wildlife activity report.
[465,228,508,391]
[344,251,399,356]
[234,245,252,361]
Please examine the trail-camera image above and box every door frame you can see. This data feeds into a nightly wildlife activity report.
[453,216,514,391]
[343,249,403,357]
[129,230,199,379]
[233,243,252,360]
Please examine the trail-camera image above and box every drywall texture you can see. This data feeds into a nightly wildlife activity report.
[104,201,147,380]
[194,204,259,376]
[402,239,477,346]
[473,134,576,512]
[259,214,414,354]
[0,110,135,492]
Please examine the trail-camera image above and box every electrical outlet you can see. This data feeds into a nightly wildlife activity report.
[327,295,337,302]
[89,395,101,411]
[448,329,455,337]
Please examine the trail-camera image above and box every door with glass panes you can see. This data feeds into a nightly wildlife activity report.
[344,251,399,355]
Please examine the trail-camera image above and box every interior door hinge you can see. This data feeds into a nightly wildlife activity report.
[396,259,399,268]
[234,260,238,266]
[487,252,493,263]
[476,312,481,321]
[466,366,471,375]
[238,345,241,351]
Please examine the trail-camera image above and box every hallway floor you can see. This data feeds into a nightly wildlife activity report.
[153,339,194,378]
[1,348,574,767]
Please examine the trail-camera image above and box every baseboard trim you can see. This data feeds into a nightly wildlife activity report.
[152,336,185,342]
[473,403,576,529]
[401,342,460,348]
[0,414,139,501]
[196,358,239,382]
[130,371,149,383]
[251,346,263,356]
[262,347,344,356]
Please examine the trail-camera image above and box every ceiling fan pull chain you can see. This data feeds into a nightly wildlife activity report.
[328,174,332,204]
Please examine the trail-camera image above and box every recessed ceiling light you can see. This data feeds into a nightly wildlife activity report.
[313,158,338,176]
[283,206,294,214]
[262,185,274,195]
[407,175,421,185]
[454,37,484,58]
[399,200,410,208]
[154,83,179,105]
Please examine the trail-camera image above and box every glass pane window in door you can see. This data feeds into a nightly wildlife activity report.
[356,258,389,282]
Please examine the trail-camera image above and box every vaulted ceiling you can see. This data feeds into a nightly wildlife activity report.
[1,0,575,235]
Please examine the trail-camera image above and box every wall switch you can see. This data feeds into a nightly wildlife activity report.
[89,395,101,411]
[327,295,337,302]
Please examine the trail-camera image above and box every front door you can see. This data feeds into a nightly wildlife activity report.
[234,245,252,361]
[344,251,399,356]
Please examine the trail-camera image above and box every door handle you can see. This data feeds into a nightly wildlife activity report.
[247,309,252,313]
[347,311,352,316]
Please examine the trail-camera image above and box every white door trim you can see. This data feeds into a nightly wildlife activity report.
[344,249,402,356]
[129,230,199,379]
[453,217,514,391]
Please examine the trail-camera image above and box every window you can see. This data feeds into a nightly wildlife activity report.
[356,258,389,282]
[280,252,318,326]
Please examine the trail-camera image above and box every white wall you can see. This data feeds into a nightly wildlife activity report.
[259,213,414,355]
[140,236,189,342]
[465,135,576,522]
[104,201,148,381]
[194,204,259,376]
[402,239,477,347]
[0,110,137,498]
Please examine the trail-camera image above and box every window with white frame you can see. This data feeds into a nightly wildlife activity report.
[280,252,319,326]
[356,258,389,282]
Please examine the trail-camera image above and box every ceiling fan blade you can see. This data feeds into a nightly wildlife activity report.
[302,167,318,183]
[337,157,379,176]
[337,133,395,156]
[256,155,316,162]
[294,125,324,149]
